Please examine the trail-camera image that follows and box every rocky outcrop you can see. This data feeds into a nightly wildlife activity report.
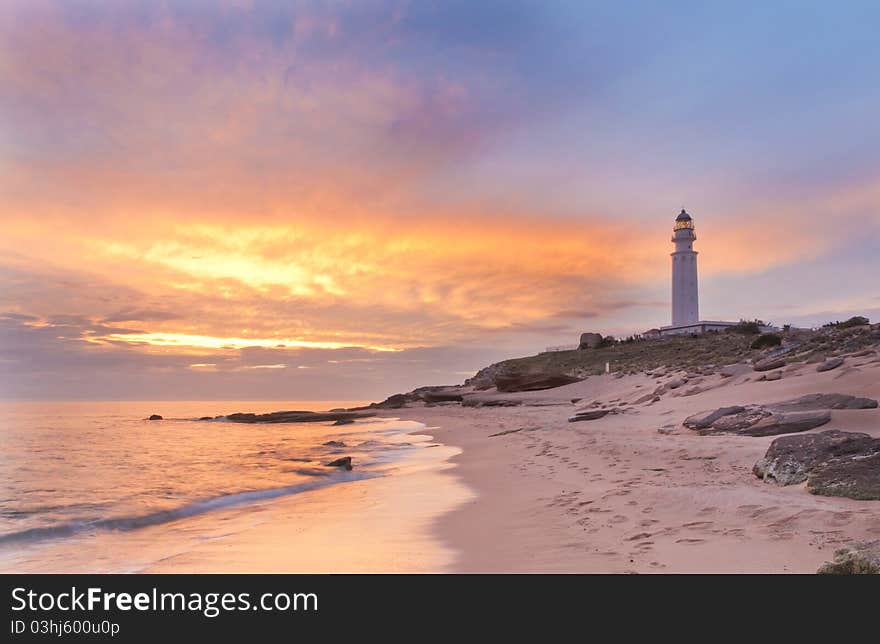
[224,410,374,424]
[816,357,845,372]
[759,370,782,381]
[769,393,878,411]
[578,332,604,350]
[148,414,163,420]
[753,356,786,372]
[325,456,353,471]
[420,388,464,403]
[494,370,581,393]
[754,430,880,500]
[817,541,880,574]
[807,452,880,500]
[753,430,879,486]
[461,396,523,407]
[683,406,746,430]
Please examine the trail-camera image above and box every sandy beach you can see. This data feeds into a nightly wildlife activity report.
[386,352,880,573]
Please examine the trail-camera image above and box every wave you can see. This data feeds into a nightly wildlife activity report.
[0,470,375,547]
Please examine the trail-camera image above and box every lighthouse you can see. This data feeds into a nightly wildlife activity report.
[671,208,699,326]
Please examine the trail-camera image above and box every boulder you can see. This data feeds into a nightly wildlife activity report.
[683,406,746,430]
[753,357,786,372]
[753,430,879,486]
[323,440,347,447]
[817,357,845,372]
[495,371,581,393]
[568,409,613,422]
[578,332,603,350]
[760,370,782,381]
[666,377,686,390]
[332,418,355,425]
[325,456,353,471]
[817,541,880,574]
[770,393,878,412]
[807,452,880,500]
[148,414,163,421]
[697,407,830,436]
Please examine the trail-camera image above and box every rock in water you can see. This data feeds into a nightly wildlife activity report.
[816,357,845,372]
[495,371,581,393]
[323,440,346,447]
[817,541,880,574]
[224,410,374,424]
[753,430,879,486]
[325,456,353,471]
[148,414,163,420]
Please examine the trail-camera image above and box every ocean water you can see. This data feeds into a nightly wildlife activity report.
[0,400,439,571]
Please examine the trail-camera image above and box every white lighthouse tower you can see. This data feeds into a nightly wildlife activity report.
[671,208,699,326]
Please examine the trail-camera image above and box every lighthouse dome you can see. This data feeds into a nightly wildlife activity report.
[674,208,694,231]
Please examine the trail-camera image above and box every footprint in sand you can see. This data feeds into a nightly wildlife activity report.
[675,538,706,545]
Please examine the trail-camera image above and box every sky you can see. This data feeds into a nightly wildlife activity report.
[1,0,879,400]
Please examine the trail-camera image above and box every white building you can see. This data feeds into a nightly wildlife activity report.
[658,208,739,336]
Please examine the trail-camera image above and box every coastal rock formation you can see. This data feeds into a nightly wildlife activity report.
[753,430,880,500]
[578,333,604,350]
[759,370,782,381]
[817,357,845,372]
[325,456,353,471]
[769,393,878,411]
[494,370,581,393]
[223,410,374,424]
[753,430,879,486]
[808,452,880,500]
[148,414,163,420]
[683,406,746,430]
[753,357,786,372]
[817,541,880,574]
[420,388,464,403]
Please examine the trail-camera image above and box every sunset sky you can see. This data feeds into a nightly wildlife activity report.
[2,1,879,400]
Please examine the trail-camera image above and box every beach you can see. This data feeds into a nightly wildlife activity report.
[389,350,880,573]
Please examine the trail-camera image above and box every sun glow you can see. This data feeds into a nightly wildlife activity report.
[96,332,400,352]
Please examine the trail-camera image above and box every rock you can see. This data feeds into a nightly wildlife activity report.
[666,377,686,390]
[332,418,355,425]
[371,393,410,409]
[148,414,163,420]
[325,456,353,471]
[495,371,581,393]
[323,440,347,447]
[683,406,746,430]
[760,370,782,381]
[657,425,676,435]
[578,332,603,350]
[807,452,880,500]
[698,407,830,436]
[420,388,464,403]
[817,541,880,574]
[225,410,374,424]
[769,393,878,411]
[568,409,612,422]
[753,430,879,486]
[634,392,656,404]
[198,416,213,421]
[753,357,786,372]
[817,357,845,372]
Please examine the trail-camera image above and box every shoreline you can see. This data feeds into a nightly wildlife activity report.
[387,355,880,573]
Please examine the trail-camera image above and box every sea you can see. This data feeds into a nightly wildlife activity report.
[0,400,460,573]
